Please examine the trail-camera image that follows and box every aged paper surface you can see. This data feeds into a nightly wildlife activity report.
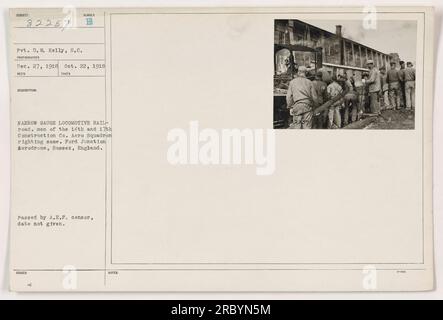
[8,7,434,291]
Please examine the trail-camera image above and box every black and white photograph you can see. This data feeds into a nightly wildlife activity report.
[274,19,418,129]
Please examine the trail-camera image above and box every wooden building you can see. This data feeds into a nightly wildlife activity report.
[274,19,393,80]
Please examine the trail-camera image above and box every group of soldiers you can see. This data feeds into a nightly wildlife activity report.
[285,60,416,129]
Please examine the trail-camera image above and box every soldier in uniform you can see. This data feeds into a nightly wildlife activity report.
[363,73,370,113]
[366,60,381,114]
[387,61,401,110]
[326,76,344,129]
[404,62,416,110]
[398,61,406,108]
[286,66,318,129]
[379,66,390,111]
[355,72,368,119]
[311,71,328,129]
[343,75,358,125]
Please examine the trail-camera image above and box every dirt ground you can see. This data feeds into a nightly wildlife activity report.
[365,109,415,130]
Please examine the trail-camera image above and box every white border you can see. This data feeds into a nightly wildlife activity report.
[0,0,441,299]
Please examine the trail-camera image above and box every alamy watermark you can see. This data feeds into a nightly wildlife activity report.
[167,121,276,176]
[62,265,77,290]
[362,5,378,30]
[362,265,377,290]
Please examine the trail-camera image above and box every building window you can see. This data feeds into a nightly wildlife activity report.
[275,49,291,75]
[293,21,306,45]
[324,36,340,65]
[293,51,316,69]
[354,44,362,68]
[345,41,354,66]
[309,28,322,49]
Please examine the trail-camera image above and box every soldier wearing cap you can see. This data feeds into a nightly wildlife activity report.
[387,61,401,109]
[404,62,416,110]
[286,66,318,129]
[366,60,381,114]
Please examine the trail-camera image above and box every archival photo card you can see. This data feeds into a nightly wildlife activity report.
[8,7,434,292]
